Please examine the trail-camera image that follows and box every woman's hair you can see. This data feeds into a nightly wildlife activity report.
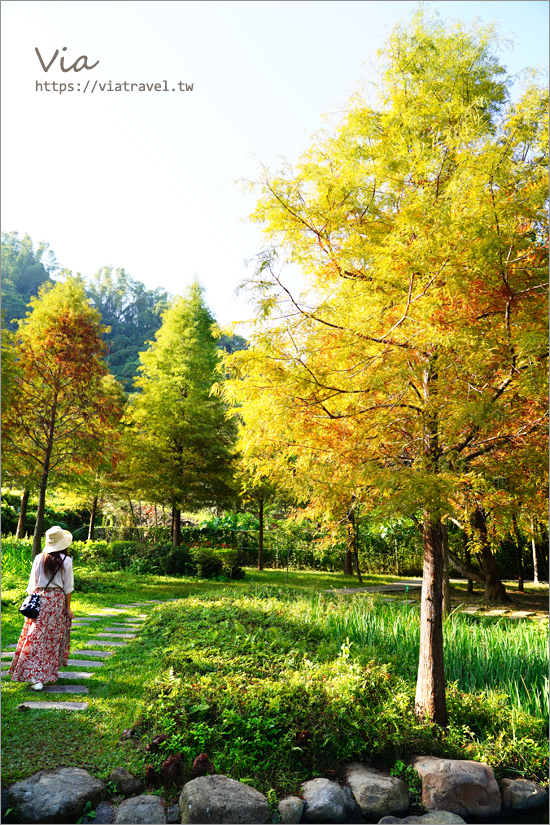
[43,551,67,579]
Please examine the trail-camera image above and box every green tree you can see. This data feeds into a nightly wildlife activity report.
[1,232,58,329]
[85,266,170,392]
[2,277,123,556]
[123,281,238,546]
[222,10,548,725]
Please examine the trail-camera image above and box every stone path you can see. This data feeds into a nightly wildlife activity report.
[2,599,176,711]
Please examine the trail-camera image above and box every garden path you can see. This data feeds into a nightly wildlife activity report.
[1,600,175,712]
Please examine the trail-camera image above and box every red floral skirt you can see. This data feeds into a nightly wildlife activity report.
[9,589,71,684]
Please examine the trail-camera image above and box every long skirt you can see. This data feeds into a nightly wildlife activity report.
[9,590,71,684]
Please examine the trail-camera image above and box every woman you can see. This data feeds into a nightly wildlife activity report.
[9,525,75,691]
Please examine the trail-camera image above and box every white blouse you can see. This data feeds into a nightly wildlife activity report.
[27,553,75,595]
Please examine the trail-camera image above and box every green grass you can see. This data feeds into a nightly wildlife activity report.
[1,566,548,800]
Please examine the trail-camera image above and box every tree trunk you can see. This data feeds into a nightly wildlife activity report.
[171,506,181,548]
[511,513,524,592]
[32,394,58,558]
[470,508,509,602]
[441,523,452,619]
[344,549,353,575]
[415,508,448,726]
[530,515,539,583]
[16,488,30,539]
[353,513,363,584]
[415,355,447,727]
[463,532,474,593]
[346,512,359,579]
[258,496,264,571]
[128,499,138,527]
[88,495,98,541]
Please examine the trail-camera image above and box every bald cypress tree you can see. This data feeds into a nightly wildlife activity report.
[124,281,237,545]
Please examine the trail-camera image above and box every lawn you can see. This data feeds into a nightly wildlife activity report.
[1,566,548,804]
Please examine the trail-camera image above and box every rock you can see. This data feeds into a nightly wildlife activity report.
[7,767,105,823]
[113,794,166,823]
[500,778,549,812]
[345,763,409,820]
[108,767,144,796]
[301,778,348,823]
[378,813,466,824]
[179,775,269,823]
[166,802,181,823]
[412,757,501,818]
[90,801,115,824]
[277,796,304,824]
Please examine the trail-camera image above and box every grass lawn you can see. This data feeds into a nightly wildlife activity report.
[1,566,548,803]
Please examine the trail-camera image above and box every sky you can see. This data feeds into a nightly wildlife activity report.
[1,0,548,331]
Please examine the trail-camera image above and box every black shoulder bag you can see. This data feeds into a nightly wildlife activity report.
[19,554,66,620]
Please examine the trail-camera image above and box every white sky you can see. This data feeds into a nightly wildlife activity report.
[1,0,548,331]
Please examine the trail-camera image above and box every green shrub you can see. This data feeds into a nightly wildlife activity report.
[190,545,224,579]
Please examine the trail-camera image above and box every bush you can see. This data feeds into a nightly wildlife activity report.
[189,545,224,579]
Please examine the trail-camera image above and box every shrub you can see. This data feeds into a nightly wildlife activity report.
[189,545,224,579]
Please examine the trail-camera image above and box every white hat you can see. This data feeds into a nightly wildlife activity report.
[43,525,73,552]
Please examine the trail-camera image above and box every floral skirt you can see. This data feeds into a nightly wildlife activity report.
[9,590,71,684]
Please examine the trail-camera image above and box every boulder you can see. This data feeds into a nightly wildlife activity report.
[301,778,348,823]
[7,767,105,824]
[500,778,549,812]
[344,763,409,820]
[378,813,466,824]
[108,767,144,796]
[166,802,181,823]
[113,794,166,823]
[87,801,115,824]
[412,757,500,818]
[277,796,304,824]
[179,775,269,824]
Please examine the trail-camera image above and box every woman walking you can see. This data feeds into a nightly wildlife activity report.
[9,525,75,691]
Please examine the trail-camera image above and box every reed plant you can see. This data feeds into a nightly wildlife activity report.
[310,595,549,722]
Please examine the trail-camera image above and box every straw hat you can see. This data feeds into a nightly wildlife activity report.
[42,525,73,552]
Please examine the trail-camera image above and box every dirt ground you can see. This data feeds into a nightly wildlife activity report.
[445,579,548,619]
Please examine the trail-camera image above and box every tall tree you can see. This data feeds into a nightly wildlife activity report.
[123,281,238,545]
[1,232,58,330]
[2,277,123,556]
[222,10,548,726]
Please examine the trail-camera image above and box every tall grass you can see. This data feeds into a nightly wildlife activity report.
[309,596,549,722]
[1,538,33,581]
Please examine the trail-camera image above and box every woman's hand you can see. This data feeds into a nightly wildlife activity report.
[66,608,75,620]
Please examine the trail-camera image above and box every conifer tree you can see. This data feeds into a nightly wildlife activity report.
[124,281,237,545]
[2,277,123,556]
[223,10,548,725]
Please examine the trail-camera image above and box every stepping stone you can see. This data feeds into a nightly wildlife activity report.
[461,607,480,614]
[18,701,88,711]
[41,684,89,694]
[97,632,135,638]
[6,643,18,649]
[58,671,93,679]
[104,626,140,631]
[83,639,128,656]
[506,611,534,619]
[112,604,140,608]
[66,659,104,667]
[127,602,153,606]
[73,617,102,621]
[484,609,508,616]
[1,652,15,658]
[73,649,113,657]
